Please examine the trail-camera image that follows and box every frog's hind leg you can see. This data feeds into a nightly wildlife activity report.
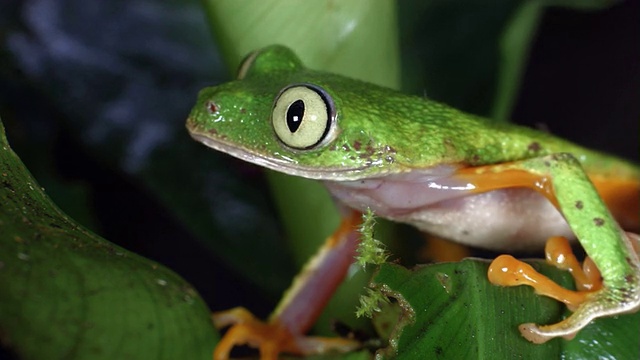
[212,211,363,360]
[456,153,640,343]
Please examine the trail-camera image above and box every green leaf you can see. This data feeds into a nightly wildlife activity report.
[0,118,217,359]
[370,261,639,359]
[204,0,400,88]
[492,2,545,122]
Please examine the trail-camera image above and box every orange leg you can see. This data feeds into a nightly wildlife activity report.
[212,211,363,360]
[544,236,601,293]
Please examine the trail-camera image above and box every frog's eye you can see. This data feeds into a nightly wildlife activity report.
[272,84,336,150]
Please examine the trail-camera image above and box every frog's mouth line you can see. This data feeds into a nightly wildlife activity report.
[189,131,373,181]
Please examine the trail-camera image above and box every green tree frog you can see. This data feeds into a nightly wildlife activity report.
[186,45,640,359]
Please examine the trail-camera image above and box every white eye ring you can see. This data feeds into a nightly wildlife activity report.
[272,84,336,150]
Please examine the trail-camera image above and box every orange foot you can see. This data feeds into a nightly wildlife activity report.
[212,307,361,360]
[487,236,603,342]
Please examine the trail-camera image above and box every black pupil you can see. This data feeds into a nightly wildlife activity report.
[286,99,305,133]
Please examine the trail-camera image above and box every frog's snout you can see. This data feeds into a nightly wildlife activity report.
[185,116,197,132]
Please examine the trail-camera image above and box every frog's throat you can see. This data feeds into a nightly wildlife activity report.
[190,132,374,181]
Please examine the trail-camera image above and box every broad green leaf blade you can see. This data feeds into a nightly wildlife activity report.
[371,261,639,359]
[204,0,400,88]
[563,307,640,359]
[492,2,545,122]
[0,118,217,359]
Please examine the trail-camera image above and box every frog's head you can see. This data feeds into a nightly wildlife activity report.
[187,45,406,181]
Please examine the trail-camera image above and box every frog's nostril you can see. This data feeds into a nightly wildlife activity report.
[205,100,219,114]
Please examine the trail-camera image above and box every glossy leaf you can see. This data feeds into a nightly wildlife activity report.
[371,261,639,359]
[0,118,217,359]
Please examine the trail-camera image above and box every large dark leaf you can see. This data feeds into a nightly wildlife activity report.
[0,118,217,359]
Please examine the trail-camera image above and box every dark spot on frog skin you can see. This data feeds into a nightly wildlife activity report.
[593,217,605,226]
[626,257,634,267]
[544,161,551,167]
[207,128,218,136]
[575,200,584,210]
[550,154,563,161]
[329,144,339,151]
[342,144,350,152]
[205,100,218,114]
[626,274,635,284]
[385,155,395,163]
[528,142,541,152]
[462,230,470,236]
[239,108,247,114]
[365,145,375,156]
[435,346,443,355]
[353,140,361,151]
[443,138,457,157]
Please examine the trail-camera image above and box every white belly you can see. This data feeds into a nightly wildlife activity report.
[323,170,573,252]
[398,188,572,251]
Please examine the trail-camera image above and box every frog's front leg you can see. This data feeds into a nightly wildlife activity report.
[212,211,362,360]
[456,153,640,343]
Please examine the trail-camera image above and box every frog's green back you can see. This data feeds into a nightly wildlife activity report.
[187,45,639,182]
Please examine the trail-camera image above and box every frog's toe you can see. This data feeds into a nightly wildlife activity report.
[212,306,259,329]
[518,322,576,344]
[517,286,640,344]
[288,335,363,356]
[487,254,590,308]
[211,308,361,360]
[489,233,640,343]
[544,236,602,292]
